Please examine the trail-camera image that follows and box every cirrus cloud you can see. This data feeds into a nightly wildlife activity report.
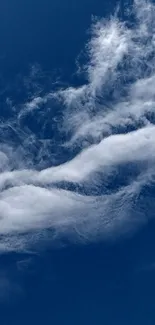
[0,0,155,252]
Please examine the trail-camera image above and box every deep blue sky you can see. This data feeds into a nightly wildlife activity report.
[0,1,155,324]
[0,0,118,75]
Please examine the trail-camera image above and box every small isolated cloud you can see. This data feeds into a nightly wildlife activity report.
[0,0,155,252]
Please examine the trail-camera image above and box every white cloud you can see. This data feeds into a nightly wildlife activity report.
[57,0,155,146]
[37,125,155,184]
[0,124,154,192]
[0,0,155,252]
[0,167,154,252]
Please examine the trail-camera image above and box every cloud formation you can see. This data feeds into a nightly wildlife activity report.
[0,0,155,252]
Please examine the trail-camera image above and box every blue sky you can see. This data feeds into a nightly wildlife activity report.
[0,0,155,324]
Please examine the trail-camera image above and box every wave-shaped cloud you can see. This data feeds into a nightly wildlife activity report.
[0,0,155,252]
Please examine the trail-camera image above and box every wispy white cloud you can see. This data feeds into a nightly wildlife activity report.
[0,124,154,189]
[57,0,155,146]
[0,167,154,251]
[0,0,155,252]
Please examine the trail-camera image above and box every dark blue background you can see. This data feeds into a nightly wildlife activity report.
[0,1,155,324]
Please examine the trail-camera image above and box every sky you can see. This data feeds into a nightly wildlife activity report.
[0,0,155,324]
